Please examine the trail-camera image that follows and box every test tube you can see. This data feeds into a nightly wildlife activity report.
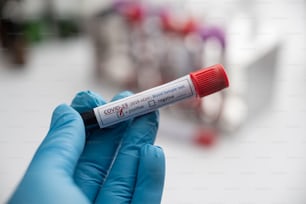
[81,64,229,129]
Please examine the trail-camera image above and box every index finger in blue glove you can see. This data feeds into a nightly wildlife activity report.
[95,110,159,204]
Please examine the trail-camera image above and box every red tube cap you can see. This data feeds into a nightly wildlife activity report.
[190,64,229,97]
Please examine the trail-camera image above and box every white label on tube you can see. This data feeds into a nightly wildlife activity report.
[93,75,196,128]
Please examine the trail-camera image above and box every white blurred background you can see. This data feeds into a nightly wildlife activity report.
[0,0,305,203]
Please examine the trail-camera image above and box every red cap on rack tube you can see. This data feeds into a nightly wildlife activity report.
[190,64,229,97]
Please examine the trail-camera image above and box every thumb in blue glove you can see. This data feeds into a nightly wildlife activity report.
[9,104,90,204]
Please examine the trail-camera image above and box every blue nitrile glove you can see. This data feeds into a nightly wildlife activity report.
[9,90,165,204]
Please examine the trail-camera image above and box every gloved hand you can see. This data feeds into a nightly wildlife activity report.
[9,90,165,204]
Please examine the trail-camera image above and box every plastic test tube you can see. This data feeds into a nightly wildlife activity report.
[81,64,229,129]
